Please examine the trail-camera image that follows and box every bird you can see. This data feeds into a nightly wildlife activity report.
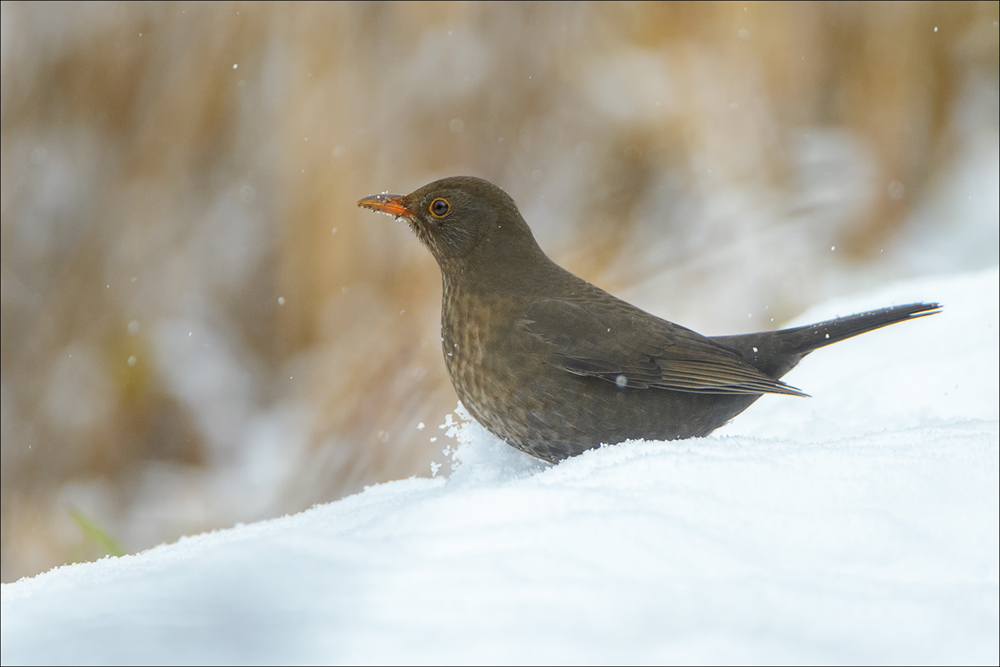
[358,176,940,463]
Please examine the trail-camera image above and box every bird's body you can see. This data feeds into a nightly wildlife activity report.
[359,177,939,462]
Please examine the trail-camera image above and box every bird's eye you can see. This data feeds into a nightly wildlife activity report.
[430,198,450,217]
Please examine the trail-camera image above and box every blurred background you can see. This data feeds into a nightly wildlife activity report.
[1,2,997,582]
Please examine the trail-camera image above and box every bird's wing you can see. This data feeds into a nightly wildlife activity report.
[517,297,807,396]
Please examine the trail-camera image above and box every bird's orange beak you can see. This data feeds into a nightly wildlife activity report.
[357,193,413,218]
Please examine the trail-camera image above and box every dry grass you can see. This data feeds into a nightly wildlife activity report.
[2,1,996,582]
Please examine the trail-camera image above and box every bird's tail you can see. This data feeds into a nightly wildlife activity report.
[777,302,942,354]
[710,302,941,381]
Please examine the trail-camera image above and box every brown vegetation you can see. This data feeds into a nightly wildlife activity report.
[2,2,996,582]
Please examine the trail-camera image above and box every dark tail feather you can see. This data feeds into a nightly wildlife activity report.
[780,302,942,354]
[710,302,942,381]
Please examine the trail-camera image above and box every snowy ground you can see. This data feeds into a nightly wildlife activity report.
[2,267,998,665]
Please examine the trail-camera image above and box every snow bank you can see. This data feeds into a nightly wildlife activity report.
[2,268,998,665]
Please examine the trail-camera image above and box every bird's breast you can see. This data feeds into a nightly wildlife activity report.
[440,282,539,437]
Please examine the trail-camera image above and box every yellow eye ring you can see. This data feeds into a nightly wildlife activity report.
[430,198,450,217]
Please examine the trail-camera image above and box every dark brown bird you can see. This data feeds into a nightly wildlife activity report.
[358,177,940,463]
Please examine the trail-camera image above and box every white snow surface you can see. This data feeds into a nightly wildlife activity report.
[2,268,998,665]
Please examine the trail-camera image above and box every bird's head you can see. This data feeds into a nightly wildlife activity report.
[357,176,544,276]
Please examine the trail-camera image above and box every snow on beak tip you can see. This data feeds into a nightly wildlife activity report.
[357,194,412,219]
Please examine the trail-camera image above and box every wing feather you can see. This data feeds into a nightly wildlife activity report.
[518,296,807,397]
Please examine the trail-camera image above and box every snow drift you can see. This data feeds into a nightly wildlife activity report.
[2,267,998,665]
